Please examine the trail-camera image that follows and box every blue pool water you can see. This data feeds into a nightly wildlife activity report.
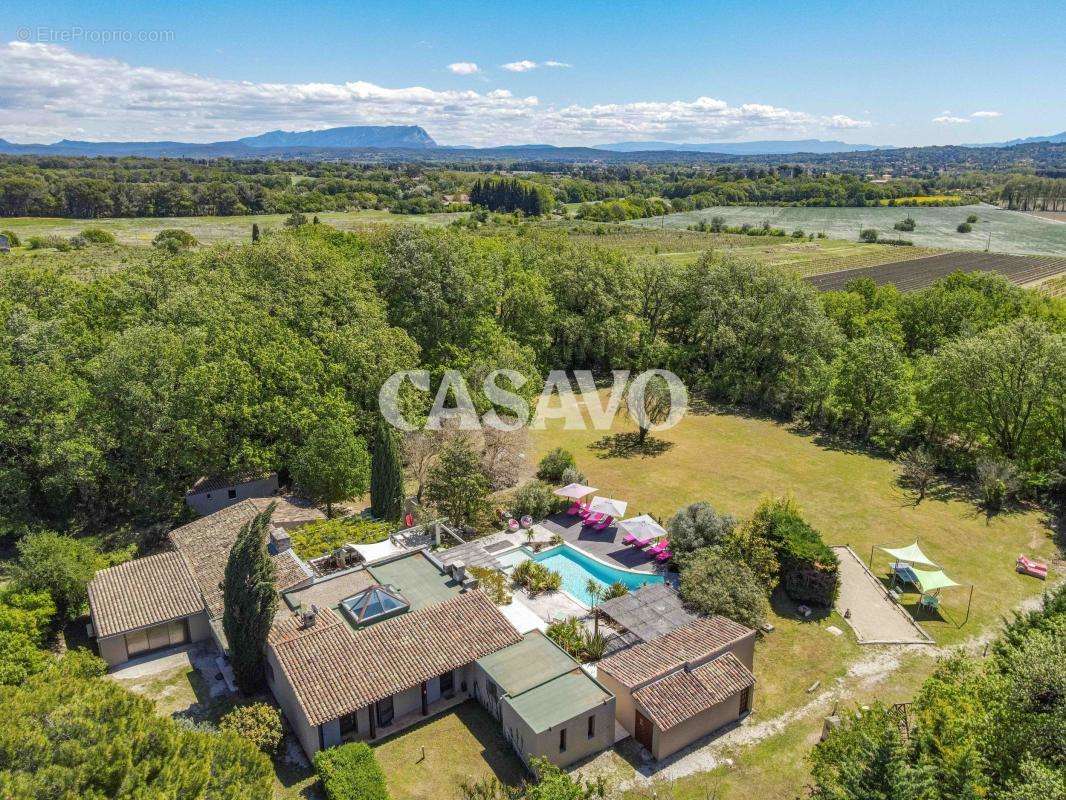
[531,544,663,606]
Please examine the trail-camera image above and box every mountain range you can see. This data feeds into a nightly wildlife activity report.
[0,125,1063,162]
[594,139,882,154]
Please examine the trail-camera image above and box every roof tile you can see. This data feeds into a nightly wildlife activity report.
[88,552,203,638]
[632,652,755,730]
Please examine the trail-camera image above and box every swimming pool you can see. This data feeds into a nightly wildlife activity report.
[531,543,663,606]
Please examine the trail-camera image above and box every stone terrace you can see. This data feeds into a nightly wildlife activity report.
[538,512,660,573]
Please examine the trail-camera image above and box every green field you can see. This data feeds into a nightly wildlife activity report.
[0,208,463,246]
[530,395,1058,796]
[629,204,1066,255]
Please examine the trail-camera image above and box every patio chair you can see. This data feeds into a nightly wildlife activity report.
[578,504,592,518]
[621,532,637,545]
[648,538,670,556]
[593,515,613,531]
[583,512,606,527]
[1016,554,1048,580]
[519,515,533,529]
[655,549,673,562]
[507,518,520,533]
[566,502,583,516]
[630,535,653,548]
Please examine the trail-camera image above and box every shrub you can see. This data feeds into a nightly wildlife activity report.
[859,229,879,243]
[314,742,390,800]
[285,212,308,228]
[0,229,20,247]
[957,222,973,233]
[680,548,768,630]
[220,703,283,754]
[80,227,116,244]
[536,448,576,482]
[546,617,584,657]
[603,581,628,600]
[13,531,102,620]
[69,235,88,249]
[893,217,916,232]
[559,466,587,486]
[975,457,1019,511]
[290,518,391,560]
[747,497,838,606]
[0,587,56,643]
[470,566,511,605]
[511,480,558,520]
[512,560,561,596]
[27,234,69,250]
[152,228,198,250]
[966,213,978,223]
[667,501,737,559]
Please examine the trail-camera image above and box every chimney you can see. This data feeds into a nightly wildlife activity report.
[450,560,466,583]
[299,603,320,628]
[269,524,291,553]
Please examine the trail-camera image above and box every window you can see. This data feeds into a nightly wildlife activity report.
[125,619,188,657]
[227,488,238,499]
[340,711,358,737]
[440,670,454,696]
[740,686,752,713]
[376,696,394,727]
[559,728,567,752]
[587,714,596,739]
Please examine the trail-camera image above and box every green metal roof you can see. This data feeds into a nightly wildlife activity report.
[504,671,612,733]
[367,552,462,611]
[476,631,577,696]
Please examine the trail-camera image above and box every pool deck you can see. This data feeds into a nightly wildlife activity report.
[538,513,663,574]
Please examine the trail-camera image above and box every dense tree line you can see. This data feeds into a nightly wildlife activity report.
[0,156,471,218]
[810,584,1066,800]
[0,224,1062,536]
[1000,175,1066,211]
[469,177,554,215]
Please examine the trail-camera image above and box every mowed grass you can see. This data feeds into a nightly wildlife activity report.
[529,397,1058,648]
[371,702,528,800]
[0,208,463,246]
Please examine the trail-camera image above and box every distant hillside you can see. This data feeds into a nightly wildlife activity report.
[237,125,436,149]
[964,131,1066,148]
[596,139,883,154]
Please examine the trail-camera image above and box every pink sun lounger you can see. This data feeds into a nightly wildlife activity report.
[655,549,673,562]
[593,515,614,531]
[1017,554,1048,580]
[583,512,605,527]
[630,535,653,548]
[648,539,670,555]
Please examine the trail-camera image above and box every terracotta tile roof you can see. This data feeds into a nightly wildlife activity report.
[187,473,273,496]
[169,499,315,618]
[249,496,324,528]
[597,616,754,689]
[631,652,755,730]
[270,590,522,726]
[88,552,203,638]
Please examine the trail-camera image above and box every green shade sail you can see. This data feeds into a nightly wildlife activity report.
[880,542,939,568]
[911,568,961,593]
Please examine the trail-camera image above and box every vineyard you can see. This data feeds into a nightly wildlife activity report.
[806,251,1066,293]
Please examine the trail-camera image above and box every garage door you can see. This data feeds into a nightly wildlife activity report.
[125,619,189,657]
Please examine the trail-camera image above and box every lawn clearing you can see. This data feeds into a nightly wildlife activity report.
[0,208,463,246]
[371,701,527,800]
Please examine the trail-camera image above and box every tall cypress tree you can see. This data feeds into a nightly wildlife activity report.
[370,417,405,522]
[223,505,278,694]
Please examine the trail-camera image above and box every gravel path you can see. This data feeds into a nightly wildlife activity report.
[832,545,932,644]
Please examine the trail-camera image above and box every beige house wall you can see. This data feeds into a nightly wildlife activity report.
[266,645,321,759]
[185,474,278,516]
[500,696,616,769]
[96,610,211,667]
[650,690,744,760]
[597,670,637,734]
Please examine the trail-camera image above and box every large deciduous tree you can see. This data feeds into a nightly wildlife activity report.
[291,397,370,517]
[222,506,278,695]
[424,435,489,529]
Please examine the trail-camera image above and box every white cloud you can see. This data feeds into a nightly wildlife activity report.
[0,42,875,147]
[447,62,479,75]
[970,110,1002,118]
[932,115,970,124]
[501,59,538,72]
[543,61,572,68]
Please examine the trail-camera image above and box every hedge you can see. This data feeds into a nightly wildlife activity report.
[314,742,390,800]
[762,504,839,607]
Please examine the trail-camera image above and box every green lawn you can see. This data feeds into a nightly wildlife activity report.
[0,208,463,246]
[371,702,528,800]
[531,395,1058,797]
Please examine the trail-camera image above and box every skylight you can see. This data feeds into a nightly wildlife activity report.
[340,585,409,626]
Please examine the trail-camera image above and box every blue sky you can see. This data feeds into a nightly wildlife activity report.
[1,0,1063,146]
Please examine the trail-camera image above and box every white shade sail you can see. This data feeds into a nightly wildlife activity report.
[912,568,961,593]
[588,496,628,517]
[553,483,598,500]
[618,514,667,540]
[880,542,938,568]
